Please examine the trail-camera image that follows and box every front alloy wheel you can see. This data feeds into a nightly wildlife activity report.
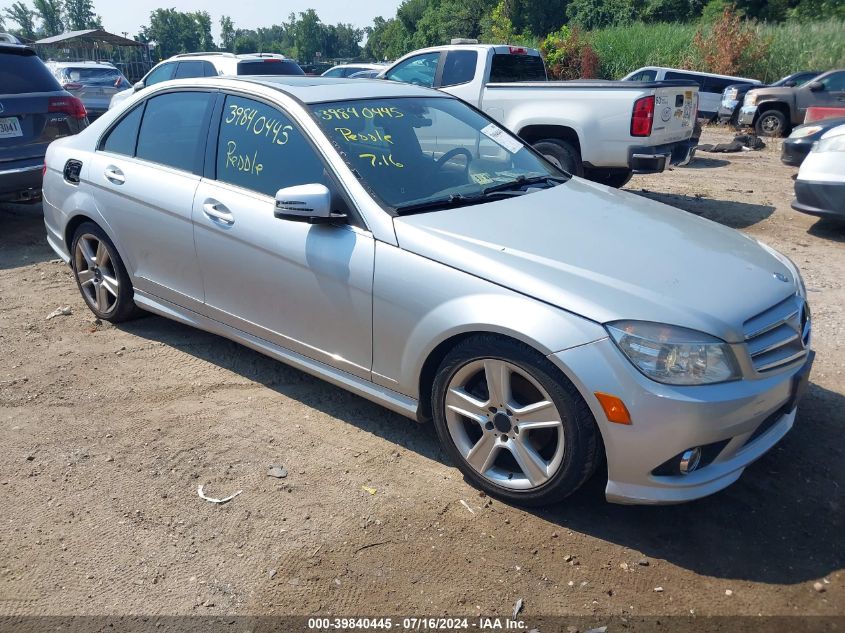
[444,358,565,490]
[432,335,601,506]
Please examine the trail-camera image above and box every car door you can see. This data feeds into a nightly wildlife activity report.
[798,71,845,117]
[87,90,214,310]
[192,92,374,379]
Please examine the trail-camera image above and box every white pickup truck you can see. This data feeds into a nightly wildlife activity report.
[379,43,700,187]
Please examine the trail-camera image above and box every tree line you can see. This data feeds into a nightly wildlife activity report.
[2,0,841,62]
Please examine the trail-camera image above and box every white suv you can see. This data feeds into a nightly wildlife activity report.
[109,52,303,110]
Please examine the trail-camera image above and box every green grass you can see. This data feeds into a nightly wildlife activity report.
[586,20,845,81]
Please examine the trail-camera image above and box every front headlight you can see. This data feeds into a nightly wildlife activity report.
[744,92,759,106]
[789,125,822,139]
[815,134,845,153]
[606,321,740,385]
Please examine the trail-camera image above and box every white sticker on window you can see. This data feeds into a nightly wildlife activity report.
[480,123,524,154]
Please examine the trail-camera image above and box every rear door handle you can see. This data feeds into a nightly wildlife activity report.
[202,200,234,225]
[104,166,124,185]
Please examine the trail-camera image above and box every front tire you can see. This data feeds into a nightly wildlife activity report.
[71,222,142,322]
[431,335,601,506]
[533,139,584,178]
[755,109,788,137]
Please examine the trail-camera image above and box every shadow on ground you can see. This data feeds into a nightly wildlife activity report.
[0,203,55,270]
[808,217,845,242]
[631,190,776,229]
[124,314,843,587]
[682,157,731,169]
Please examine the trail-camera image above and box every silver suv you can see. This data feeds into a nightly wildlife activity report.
[46,61,130,120]
[109,52,304,110]
[43,76,813,505]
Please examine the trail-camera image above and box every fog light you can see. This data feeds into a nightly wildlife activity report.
[679,447,702,474]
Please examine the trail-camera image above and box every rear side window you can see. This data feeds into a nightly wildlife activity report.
[136,91,214,173]
[100,104,143,156]
[215,95,327,196]
[174,60,214,79]
[665,71,702,87]
[237,60,305,76]
[441,50,477,87]
[489,54,546,82]
[703,77,734,93]
[145,62,176,87]
[628,69,657,82]
[0,51,61,93]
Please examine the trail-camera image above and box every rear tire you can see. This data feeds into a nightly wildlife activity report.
[533,139,584,178]
[431,335,601,506]
[71,222,143,323]
[755,109,788,137]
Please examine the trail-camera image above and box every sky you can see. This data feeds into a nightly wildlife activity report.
[90,0,403,41]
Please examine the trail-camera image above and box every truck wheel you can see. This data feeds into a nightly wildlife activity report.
[755,110,788,137]
[588,169,633,188]
[533,139,583,178]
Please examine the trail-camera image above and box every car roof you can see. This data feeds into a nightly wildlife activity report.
[47,60,117,68]
[629,66,760,82]
[184,75,444,103]
[821,123,845,139]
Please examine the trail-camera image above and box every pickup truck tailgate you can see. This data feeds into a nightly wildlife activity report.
[650,84,698,144]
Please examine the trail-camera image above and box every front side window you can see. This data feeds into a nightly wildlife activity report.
[385,52,440,87]
[100,104,143,156]
[441,50,478,87]
[216,95,327,196]
[323,67,344,78]
[135,91,214,173]
[628,69,657,82]
[819,71,845,92]
[144,62,176,87]
[311,97,565,212]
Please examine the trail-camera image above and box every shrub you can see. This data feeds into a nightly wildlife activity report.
[688,5,770,77]
[541,26,601,79]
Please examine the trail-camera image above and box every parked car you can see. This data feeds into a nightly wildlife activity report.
[0,42,87,203]
[718,71,821,126]
[109,52,304,110]
[46,61,131,121]
[382,44,700,188]
[43,76,813,505]
[792,123,845,219]
[622,66,759,121]
[781,116,845,166]
[739,69,845,136]
[322,63,385,78]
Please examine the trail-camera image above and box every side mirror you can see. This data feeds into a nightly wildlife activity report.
[807,81,824,92]
[783,81,797,87]
[133,80,145,92]
[274,184,342,224]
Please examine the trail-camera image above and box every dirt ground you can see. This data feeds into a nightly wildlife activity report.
[0,126,843,624]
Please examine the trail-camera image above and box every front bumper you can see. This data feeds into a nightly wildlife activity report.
[792,180,845,218]
[549,338,813,505]
[738,104,758,127]
[781,138,814,167]
[0,158,43,202]
[717,100,739,123]
[628,138,698,174]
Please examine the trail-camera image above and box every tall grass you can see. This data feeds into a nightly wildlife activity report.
[587,20,845,81]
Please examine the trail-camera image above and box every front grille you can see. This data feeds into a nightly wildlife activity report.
[744,295,810,373]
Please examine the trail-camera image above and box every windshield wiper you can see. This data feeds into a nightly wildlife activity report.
[480,175,566,198]
[395,193,487,216]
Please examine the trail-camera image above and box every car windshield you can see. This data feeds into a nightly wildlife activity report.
[310,97,566,213]
[63,67,129,88]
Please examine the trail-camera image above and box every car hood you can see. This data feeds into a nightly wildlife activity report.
[748,86,793,100]
[393,178,797,343]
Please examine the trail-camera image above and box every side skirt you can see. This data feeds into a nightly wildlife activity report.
[133,290,420,421]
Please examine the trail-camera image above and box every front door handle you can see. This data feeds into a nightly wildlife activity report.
[202,200,234,225]
[104,166,124,185]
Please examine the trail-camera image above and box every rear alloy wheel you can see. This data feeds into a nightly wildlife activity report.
[71,222,142,322]
[432,336,600,505]
[532,139,584,178]
[755,110,788,137]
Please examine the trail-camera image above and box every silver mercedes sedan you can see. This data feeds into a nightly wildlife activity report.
[42,76,813,505]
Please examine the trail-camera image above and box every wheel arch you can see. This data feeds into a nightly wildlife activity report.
[518,124,582,157]
[754,101,790,123]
